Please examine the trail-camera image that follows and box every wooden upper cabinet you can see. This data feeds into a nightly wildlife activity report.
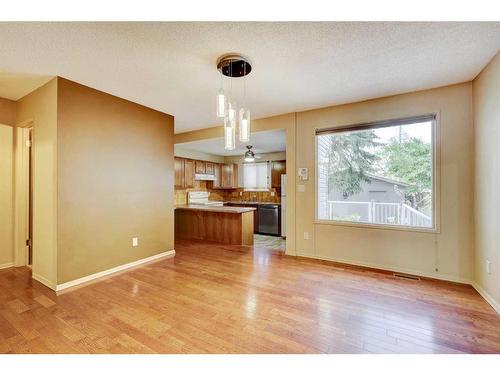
[184,159,195,188]
[221,163,238,188]
[211,163,222,188]
[271,160,286,188]
[174,157,185,189]
[222,164,233,188]
[195,160,206,174]
[205,162,215,175]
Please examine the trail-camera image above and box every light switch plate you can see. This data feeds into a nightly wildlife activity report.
[132,237,139,247]
[486,260,491,274]
[297,184,305,192]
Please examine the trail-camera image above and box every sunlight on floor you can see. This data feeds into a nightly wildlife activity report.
[254,234,286,251]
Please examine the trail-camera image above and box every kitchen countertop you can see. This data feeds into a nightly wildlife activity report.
[225,201,281,206]
[175,205,256,214]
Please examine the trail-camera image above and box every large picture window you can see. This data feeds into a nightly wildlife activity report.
[316,115,436,229]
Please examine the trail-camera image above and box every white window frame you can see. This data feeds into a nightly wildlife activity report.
[314,114,440,233]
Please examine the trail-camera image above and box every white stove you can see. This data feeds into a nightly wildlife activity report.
[187,191,224,206]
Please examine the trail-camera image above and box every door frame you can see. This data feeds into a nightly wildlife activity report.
[14,121,33,267]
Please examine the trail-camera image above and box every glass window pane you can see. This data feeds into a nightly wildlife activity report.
[317,119,434,229]
[243,162,269,190]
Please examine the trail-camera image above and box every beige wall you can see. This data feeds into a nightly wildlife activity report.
[0,97,16,126]
[0,124,14,268]
[0,98,16,266]
[473,52,500,310]
[296,83,474,282]
[16,79,59,287]
[57,78,175,284]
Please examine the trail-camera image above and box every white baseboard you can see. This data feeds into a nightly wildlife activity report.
[0,262,14,270]
[295,252,471,284]
[55,250,176,292]
[472,282,500,315]
[32,272,57,290]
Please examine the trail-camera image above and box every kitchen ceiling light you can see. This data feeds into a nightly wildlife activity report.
[217,53,252,149]
[244,145,256,162]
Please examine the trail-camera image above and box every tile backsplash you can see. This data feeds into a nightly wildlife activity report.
[174,180,225,205]
[226,189,281,203]
[175,181,281,205]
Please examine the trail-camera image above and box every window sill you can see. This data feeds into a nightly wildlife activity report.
[314,219,440,234]
[243,189,270,192]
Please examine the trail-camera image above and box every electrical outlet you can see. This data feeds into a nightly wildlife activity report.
[298,184,305,192]
[303,232,310,240]
[239,191,243,196]
[486,260,491,274]
[132,237,139,247]
[271,191,275,197]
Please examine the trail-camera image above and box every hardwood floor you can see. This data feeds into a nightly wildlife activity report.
[1,239,499,354]
[254,234,286,251]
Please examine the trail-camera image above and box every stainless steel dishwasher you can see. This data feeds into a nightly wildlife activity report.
[258,204,280,236]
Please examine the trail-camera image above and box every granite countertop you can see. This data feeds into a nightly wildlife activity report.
[175,205,256,214]
[226,201,281,206]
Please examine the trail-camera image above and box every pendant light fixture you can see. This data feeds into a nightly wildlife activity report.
[216,88,226,118]
[216,53,252,150]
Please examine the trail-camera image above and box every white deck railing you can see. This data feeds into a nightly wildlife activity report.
[327,200,432,228]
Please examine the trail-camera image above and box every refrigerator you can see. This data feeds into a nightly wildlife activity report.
[281,174,287,238]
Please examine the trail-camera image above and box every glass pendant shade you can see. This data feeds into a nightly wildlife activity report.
[227,102,236,122]
[216,89,226,118]
[224,118,236,150]
[239,108,251,142]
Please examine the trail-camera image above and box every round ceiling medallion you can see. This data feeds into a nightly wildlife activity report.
[217,53,252,78]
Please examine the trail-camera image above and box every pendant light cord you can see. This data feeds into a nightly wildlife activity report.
[243,61,246,107]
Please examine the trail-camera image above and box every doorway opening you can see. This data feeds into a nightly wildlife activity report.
[174,128,288,253]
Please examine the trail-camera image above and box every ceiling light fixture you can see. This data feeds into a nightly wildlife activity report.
[244,145,256,162]
[216,53,252,150]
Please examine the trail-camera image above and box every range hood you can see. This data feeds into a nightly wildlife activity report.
[194,173,216,181]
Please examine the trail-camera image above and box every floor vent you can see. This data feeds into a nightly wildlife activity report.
[393,273,420,281]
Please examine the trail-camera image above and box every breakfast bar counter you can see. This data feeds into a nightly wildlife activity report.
[175,205,255,245]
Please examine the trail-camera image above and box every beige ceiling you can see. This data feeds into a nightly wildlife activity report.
[0,72,53,100]
[0,22,499,133]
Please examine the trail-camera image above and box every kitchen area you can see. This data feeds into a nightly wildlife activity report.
[174,129,286,250]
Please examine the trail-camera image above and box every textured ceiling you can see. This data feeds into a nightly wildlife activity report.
[175,129,286,156]
[0,22,499,133]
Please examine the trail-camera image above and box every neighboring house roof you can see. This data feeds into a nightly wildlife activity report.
[366,173,410,187]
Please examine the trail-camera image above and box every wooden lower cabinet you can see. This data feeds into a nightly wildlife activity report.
[175,209,254,245]
[226,203,259,233]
